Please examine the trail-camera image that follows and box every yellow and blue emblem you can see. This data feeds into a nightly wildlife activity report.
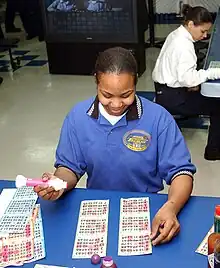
[123,130,151,152]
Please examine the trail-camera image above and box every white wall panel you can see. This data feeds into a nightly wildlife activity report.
[152,0,220,13]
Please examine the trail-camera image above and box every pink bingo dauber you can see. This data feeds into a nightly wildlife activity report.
[15,175,67,191]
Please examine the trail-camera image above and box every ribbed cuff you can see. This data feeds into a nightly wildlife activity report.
[171,170,194,182]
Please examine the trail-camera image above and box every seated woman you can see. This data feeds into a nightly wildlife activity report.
[152,5,220,161]
[34,47,196,246]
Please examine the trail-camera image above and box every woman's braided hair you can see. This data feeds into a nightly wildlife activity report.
[94,47,138,85]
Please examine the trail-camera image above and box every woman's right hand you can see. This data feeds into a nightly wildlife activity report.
[34,172,64,201]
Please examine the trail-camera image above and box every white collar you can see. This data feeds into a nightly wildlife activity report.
[99,102,127,125]
[179,25,195,43]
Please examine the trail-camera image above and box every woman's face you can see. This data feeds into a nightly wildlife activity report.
[97,73,136,116]
[187,21,212,41]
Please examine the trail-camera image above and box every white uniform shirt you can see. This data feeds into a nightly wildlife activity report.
[152,25,220,88]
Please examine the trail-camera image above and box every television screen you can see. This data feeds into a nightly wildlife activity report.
[42,0,138,43]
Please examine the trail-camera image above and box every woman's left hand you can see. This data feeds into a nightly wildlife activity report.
[150,201,180,246]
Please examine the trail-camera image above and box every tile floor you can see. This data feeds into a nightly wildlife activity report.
[0,23,219,197]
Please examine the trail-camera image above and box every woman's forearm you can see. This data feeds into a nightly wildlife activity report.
[167,175,193,215]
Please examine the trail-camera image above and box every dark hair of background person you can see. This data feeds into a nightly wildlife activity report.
[182,4,213,26]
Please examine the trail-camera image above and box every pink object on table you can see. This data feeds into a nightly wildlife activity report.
[100,256,117,268]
